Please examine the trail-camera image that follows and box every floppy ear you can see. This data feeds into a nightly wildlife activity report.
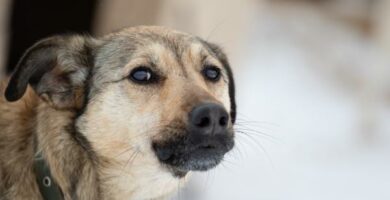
[5,35,99,109]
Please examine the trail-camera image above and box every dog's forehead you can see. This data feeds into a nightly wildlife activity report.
[110,26,195,44]
[97,27,214,67]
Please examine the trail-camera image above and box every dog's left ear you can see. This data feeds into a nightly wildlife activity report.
[5,35,100,109]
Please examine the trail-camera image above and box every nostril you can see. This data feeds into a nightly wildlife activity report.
[197,116,210,128]
[219,116,228,127]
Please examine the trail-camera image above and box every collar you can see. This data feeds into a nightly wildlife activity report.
[34,152,64,200]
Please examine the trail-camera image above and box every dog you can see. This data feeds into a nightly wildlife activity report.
[0,26,236,200]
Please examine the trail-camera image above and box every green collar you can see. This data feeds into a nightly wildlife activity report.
[34,153,64,200]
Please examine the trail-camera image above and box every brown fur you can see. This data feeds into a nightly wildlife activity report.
[0,26,235,200]
[0,82,41,199]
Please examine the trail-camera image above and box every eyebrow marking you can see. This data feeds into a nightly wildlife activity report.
[129,54,161,72]
[200,53,208,65]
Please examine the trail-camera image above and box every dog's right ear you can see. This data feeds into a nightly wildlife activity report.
[5,35,101,109]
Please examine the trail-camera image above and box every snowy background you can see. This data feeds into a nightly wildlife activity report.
[172,1,390,200]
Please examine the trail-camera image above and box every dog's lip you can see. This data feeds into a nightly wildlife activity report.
[155,144,229,172]
[154,141,225,162]
[172,151,225,172]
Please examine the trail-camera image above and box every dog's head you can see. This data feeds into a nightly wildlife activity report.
[5,26,236,176]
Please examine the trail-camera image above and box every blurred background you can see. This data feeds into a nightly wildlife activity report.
[1,0,390,199]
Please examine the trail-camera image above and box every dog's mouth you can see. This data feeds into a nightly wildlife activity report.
[152,130,234,176]
[153,103,235,176]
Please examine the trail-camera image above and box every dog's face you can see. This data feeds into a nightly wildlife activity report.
[5,27,236,178]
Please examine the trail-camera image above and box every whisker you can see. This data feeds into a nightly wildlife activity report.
[235,130,280,144]
[235,120,280,128]
[237,132,275,168]
[119,150,140,175]
[234,123,278,134]
[178,178,182,200]
[221,157,238,169]
[234,123,279,135]
[204,170,212,194]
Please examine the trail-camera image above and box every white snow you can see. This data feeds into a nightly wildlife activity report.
[174,5,390,200]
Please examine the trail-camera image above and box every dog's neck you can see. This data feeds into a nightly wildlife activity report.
[35,103,101,199]
[97,158,186,200]
[35,102,186,200]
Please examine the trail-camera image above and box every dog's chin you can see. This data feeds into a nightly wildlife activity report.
[168,150,225,175]
[152,132,234,177]
[162,150,225,178]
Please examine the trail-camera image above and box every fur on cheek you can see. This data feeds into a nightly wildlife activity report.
[77,86,183,199]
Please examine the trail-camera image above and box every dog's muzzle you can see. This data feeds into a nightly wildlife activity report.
[153,103,234,173]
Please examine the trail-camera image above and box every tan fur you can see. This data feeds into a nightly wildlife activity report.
[0,82,41,199]
[0,26,233,200]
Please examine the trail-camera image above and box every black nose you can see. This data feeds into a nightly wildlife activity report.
[189,103,229,135]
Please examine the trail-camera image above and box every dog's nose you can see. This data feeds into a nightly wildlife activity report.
[189,103,229,135]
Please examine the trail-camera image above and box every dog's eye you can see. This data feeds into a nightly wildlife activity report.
[202,66,221,82]
[129,67,156,84]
